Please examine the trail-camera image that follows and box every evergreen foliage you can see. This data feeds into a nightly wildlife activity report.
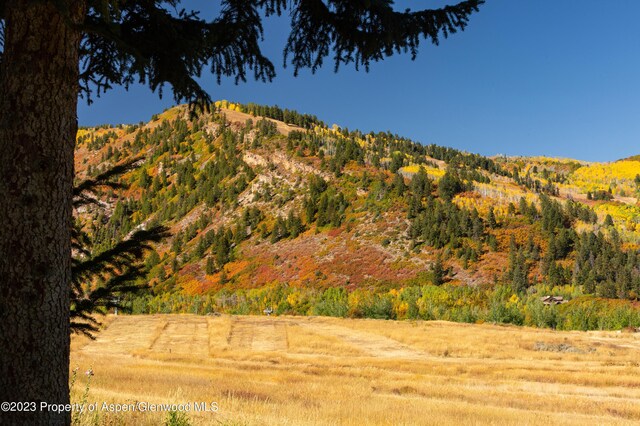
[72,162,169,336]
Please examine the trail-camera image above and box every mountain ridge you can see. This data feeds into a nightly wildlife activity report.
[73,101,640,321]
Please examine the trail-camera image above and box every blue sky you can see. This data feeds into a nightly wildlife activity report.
[78,1,640,162]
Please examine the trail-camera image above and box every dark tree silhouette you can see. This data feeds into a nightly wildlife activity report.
[71,226,168,336]
[0,1,484,423]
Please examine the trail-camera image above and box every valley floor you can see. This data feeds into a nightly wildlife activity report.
[70,314,640,425]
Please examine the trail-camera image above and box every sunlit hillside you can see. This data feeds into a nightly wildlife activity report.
[570,160,640,197]
[72,101,640,330]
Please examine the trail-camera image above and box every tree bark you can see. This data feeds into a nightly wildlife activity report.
[0,1,84,424]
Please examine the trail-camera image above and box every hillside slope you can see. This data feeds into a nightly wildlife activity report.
[73,101,640,320]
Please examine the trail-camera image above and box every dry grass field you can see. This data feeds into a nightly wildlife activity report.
[70,314,640,425]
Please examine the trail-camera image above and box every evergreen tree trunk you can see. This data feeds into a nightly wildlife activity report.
[0,1,84,424]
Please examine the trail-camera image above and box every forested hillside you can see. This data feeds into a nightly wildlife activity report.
[73,101,640,330]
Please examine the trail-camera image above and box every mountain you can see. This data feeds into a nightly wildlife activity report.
[621,154,640,162]
[73,101,640,326]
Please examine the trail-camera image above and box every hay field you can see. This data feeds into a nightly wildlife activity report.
[70,315,640,425]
